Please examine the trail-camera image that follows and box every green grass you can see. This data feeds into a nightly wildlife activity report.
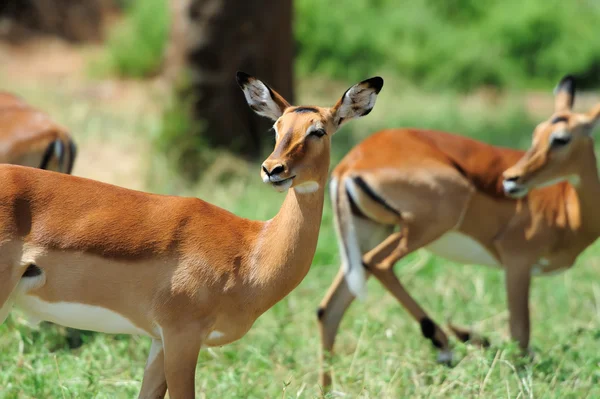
[2,75,600,398]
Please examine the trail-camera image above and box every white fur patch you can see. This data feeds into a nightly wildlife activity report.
[294,181,319,193]
[14,296,151,336]
[338,178,368,299]
[331,177,366,298]
[208,330,224,340]
[426,231,500,267]
[145,339,163,369]
[241,79,283,121]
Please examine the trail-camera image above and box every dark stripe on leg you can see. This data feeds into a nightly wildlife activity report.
[352,176,401,216]
[316,307,325,320]
[420,317,443,348]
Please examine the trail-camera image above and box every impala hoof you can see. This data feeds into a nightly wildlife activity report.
[436,349,453,365]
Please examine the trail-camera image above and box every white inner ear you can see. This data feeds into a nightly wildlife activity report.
[242,80,283,120]
[337,85,377,120]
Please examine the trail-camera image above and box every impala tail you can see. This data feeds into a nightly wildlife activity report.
[331,177,367,299]
[39,136,77,174]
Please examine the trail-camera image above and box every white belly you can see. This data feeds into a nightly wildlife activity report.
[14,295,151,336]
[425,231,500,267]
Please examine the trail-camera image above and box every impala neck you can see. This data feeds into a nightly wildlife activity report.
[251,177,327,314]
[571,143,600,235]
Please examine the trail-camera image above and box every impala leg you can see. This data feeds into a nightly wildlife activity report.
[162,325,205,399]
[364,226,452,362]
[139,339,167,399]
[0,261,29,325]
[447,323,490,348]
[317,268,366,387]
[505,266,532,352]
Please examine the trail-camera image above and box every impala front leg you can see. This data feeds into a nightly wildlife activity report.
[505,265,532,352]
[363,226,452,362]
[161,324,206,399]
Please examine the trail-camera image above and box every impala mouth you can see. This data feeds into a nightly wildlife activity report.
[502,179,528,198]
[269,176,295,192]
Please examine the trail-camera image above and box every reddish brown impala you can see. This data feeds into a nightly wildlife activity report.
[0,73,383,398]
[0,91,76,173]
[317,75,600,387]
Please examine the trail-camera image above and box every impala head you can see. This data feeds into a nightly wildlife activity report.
[503,75,600,198]
[237,72,383,193]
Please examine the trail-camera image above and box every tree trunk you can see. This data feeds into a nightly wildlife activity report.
[0,0,112,43]
[181,0,294,158]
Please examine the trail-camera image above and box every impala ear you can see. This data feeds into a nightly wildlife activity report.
[236,71,291,121]
[331,77,383,129]
[583,104,600,134]
[554,75,576,113]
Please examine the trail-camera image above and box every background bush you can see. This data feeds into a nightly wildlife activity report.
[93,0,169,77]
[295,0,600,91]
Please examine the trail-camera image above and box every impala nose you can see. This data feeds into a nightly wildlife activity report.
[262,164,285,176]
[502,175,527,198]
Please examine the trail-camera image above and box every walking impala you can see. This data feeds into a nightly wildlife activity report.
[0,72,383,398]
[317,75,600,386]
[0,91,76,174]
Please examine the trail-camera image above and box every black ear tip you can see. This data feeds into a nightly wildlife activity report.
[236,71,252,88]
[364,76,384,93]
[555,74,576,93]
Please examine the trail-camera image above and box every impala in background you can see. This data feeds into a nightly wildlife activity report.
[317,75,600,387]
[0,91,76,174]
[0,72,382,398]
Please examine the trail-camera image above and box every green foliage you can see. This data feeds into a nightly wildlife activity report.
[296,0,600,90]
[93,0,169,78]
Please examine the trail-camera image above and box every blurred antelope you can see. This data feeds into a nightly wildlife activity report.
[0,72,382,398]
[317,75,600,387]
[0,91,76,173]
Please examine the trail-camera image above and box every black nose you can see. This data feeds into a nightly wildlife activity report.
[504,176,519,182]
[263,164,284,176]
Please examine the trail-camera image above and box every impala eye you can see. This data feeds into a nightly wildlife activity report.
[309,128,326,138]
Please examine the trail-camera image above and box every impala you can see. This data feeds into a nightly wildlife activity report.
[0,72,383,398]
[317,75,600,387]
[0,91,76,174]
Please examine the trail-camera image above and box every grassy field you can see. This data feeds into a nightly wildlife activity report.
[2,44,600,399]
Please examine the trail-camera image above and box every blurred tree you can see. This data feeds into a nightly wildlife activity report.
[0,0,113,43]
[168,0,294,166]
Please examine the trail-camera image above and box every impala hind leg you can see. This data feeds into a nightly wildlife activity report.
[317,218,391,388]
[139,339,167,399]
[0,262,36,324]
[364,225,453,363]
[447,323,491,348]
[317,269,362,387]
